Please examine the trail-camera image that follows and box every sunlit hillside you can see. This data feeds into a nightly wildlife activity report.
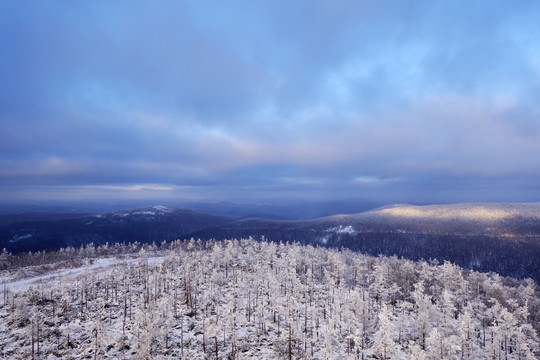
[372,203,540,222]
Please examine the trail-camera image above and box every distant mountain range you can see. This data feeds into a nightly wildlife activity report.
[1,203,539,282]
[0,206,231,253]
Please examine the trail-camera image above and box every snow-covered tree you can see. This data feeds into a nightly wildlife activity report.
[371,305,398,360]
[0,238,538,359]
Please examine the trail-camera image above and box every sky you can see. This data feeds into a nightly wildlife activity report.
[1,0,540,208]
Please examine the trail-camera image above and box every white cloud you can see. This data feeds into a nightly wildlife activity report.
[79,184,178,192]
[353,176,404,184]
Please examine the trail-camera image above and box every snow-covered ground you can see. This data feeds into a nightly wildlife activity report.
[0,256,165,304]
[110,205,175,219]
[372,202,540,221]
[0,239,538,359]
[325,225,357,235]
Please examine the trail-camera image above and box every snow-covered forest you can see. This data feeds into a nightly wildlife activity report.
[1,238,539,359]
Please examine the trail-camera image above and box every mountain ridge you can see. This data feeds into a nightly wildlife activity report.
[1,202,539,282]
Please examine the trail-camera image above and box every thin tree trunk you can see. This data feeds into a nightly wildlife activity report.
[288,324,292,360]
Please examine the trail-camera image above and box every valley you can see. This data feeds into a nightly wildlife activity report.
[2,203,538,284]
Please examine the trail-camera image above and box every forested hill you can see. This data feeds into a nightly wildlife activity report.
[0,239,538,358]
[0,206,233,253]
[1,203,540,282]
[186,203,540,283]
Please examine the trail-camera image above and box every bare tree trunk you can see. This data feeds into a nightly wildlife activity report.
[288,324,292,360]
[37,322,40,357]
[180,317,184,358]
[215,336,219,360]
[31,321,35,360]
[123,291,127,336]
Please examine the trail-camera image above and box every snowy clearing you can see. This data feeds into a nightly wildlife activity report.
[1,256,165,303]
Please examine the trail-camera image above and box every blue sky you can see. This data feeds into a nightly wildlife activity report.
[1,1,540,206]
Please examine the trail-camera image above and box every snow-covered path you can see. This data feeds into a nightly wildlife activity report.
[0,256,165,303]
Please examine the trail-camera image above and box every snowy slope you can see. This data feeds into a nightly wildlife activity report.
[0,239,538,359]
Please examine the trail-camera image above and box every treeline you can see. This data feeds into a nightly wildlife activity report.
[0,238,538,359]
[0,240,166,272]
[187,226,540,283]
[329,232,540,283]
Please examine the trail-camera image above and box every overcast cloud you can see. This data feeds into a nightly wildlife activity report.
[1,0,540,206]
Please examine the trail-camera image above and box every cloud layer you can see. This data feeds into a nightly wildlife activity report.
[1,1,540,205]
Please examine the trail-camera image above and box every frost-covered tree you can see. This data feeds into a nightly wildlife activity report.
[0,238,538,359]
[371,305,398,360]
